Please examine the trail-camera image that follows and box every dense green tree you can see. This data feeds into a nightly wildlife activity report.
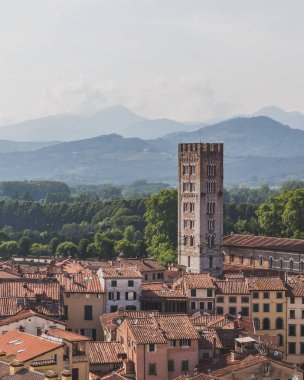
[30,243,50,256]
[94,232,115,259]
[18,236,31,256]
[56,241,79,257]
[0,240,18,256]
[144,189,177,264]
[49,237,59,255]
[78,238,90,258]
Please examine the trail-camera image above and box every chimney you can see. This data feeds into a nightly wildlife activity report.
[10,360,24,375]
[61,370,72,380]
[44,371,59,380]
[0,351,6,361]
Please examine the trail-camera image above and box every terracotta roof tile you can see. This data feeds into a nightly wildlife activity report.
[112,259,165,272]
[56,272,103,293]
[191,315,232,329]
[0,309,65,327]
[141,283,186,300]
[224,233,304,252]
[155,314,200,340]
[100,267,142,279]
[44,328,92,342]
[248,277,286,291]
[0,330,63,363]
[210,354,267,377]
[215,280,250,295]
[183,274,215,289]
[199,328,223,350]
[126,319,167,344]
[0,279,60,300]
[88,342,125,364]
[0,299,23,317]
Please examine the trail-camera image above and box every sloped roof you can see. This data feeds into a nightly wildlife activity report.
[88,342,125,364]
[247,277,286,291]
[56,272,103,293]
[100,267,142,279]
[0,361,45,379]
[0,330,63,363]
[224,233,304,252]
[183,274,215,289]
[0,279,60,300]
[215,280,250,295]
[0,309,65,327]
[44,328,91,342]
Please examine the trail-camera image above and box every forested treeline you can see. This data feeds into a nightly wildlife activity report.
[0,182,304,264]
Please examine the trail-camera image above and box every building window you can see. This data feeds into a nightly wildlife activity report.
[269,257,273,268]
[191,289,196,297]
[290,310,296,319]
[276,304,283,312]
[188,256,191,267]
[276,318,283,329]
[180,339,191,347]
[128,280,134,287]
[277,292,283,299]
[169,340,176,347]
[207,289,213,297]
[183,165,189,175]
[148,344,155,352]
[208,234,215,248]
[278,334,283,346]
[217,296,224,303]
[302,310,304,319]
[190,236,195,246]
[168,360,174,372]
[208,219,214,231]
[301,325,304,336]
[209,257,213,268]
[253,292,259,299]
[290,260,294,270]
[190,202,195,212]
[217,307,224,314]
[191,302,196,310]
[263,292,269,299]
[289,325,296,336]
[207,302,213,310]
[229,307,237,315]
[207,201,215,214]
[148,363,157,376]
[301,261,304,272]
[254,318,260,330]
[144,274,148,281]
[280,259,283,269]
[301,343,304,354]
[253,304,259,312]
[263,304,270,312]
[63,305,68,320]
[190,165,196,175]
[229,296,236,303]
[181,360,189,372]
[262,318,270,330]
[84,305,93,320]
[190,220,195,229]
[199,302,205,310]
[183,202,188,212]
[110,305,118,312]
[241,297,249,303]
[111,280,117,287]
[290,297,295,304]
[288,343,296,355]
[241,307,249,316]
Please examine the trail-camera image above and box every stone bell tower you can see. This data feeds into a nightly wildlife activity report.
[178,143,224,275]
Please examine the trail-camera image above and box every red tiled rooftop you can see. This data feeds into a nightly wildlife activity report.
[100,267,142,279]
[224,233,304,252]
[0,330,63,363]
[88,342,125,364]
[44,328,92,342]
[183,274,216,289]
[56,272,103,293]
[247,277,286,291]
[0,309,65,327]
[215,280,250,295]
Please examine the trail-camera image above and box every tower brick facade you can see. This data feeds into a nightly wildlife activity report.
[178,143,224,275]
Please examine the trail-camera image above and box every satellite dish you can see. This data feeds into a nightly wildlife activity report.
[237,313,242,319]
[291,376,299,380]
[273,351,279,357]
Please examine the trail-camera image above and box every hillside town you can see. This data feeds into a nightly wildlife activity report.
[0,143,302,380]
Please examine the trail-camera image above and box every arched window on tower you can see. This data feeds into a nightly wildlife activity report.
[290,259,294,271]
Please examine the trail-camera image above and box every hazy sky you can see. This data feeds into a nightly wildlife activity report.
[0,0,303,124]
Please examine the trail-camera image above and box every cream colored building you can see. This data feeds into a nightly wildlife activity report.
[56,271,104,340]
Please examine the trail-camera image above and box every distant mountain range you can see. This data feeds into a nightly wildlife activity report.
[0,105,201,142]
[1,104,303,143]
[253,106,304,130]
[1,116,304,186]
